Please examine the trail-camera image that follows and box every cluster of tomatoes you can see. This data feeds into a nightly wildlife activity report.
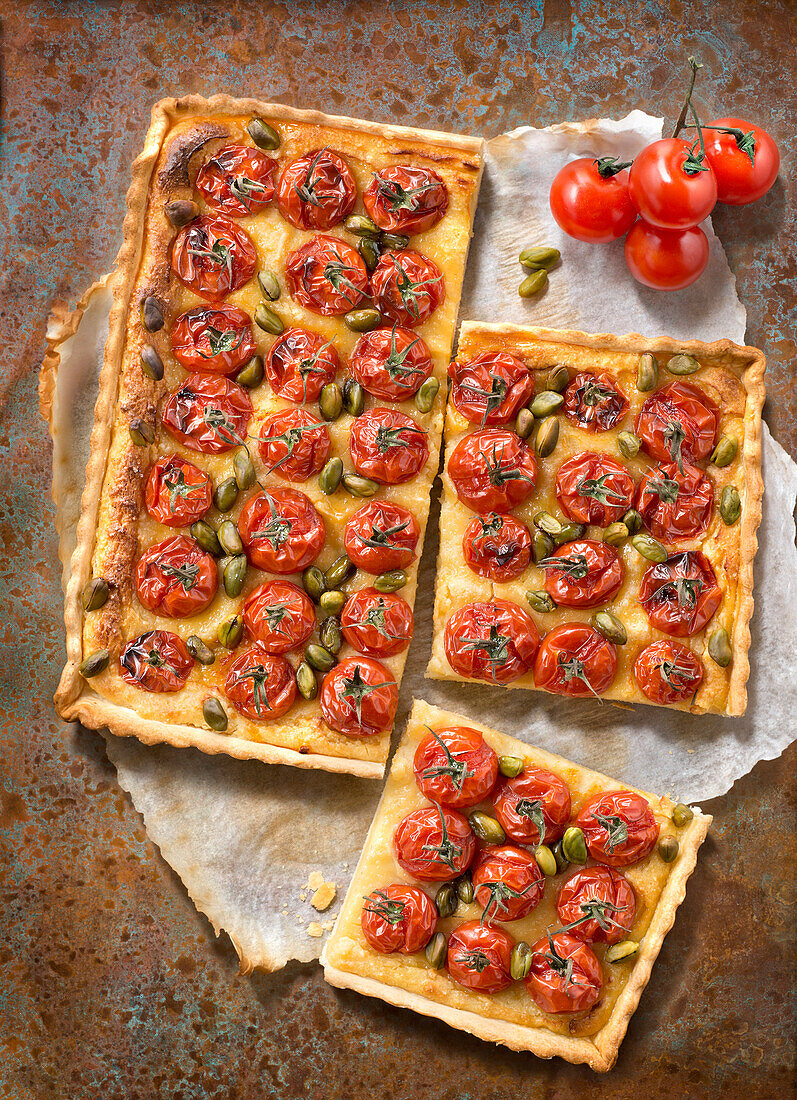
[361,725,664,1012]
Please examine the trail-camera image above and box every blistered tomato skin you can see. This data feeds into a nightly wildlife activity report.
[224,644,297,721]
[363,165,449,235]
[120,630,194,693]
[555,451,635,527]
[540,540,624,609]
[628,138,718,230]
[393,805,476,882]
[446,921,515,994]
[255,408,331,482]
[349,408,429,485]
[444,600,540,685]
[563,372,629,432]
[343,500,420,573]
[639,551,722,637]
[161,373,253,455]
[492,766,572,847]
[635,381,719,467]
[556,866,637,945]
[349,326,433,402]
[463,512,533,582]
[634,639,704,705]
[171,306,257,375]
[285,235,369,316]
[170,215,257,301]
[242,580,316,655]
[413,726,499,809]
[341,588,414,658]
[448,353,535,426]
[145,455,212,527]
[195,144,278,217]
[360,885,437,954]
[636,462,713,543]
[320,657,398,737]
[702,117,780,205]
[276,148,357,230]
[238,489,325,574]
[135,535,217,618]
[448,429,538,515]
[575,790,660,867]
[265,328,341,403]
[472,844,545,923]
[526,933,603,1014]
[533,622,618,698]
[370,249,445,328]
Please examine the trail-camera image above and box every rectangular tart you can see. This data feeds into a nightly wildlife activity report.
[53,95,483,777]
[321,699,711,1071]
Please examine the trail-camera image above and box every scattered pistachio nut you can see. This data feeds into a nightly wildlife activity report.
[247,117,281,151]
[319,590,346,617]
[510,940,533,981]
[217,519,243,556]
[622,508,642,535]
[562,826,587,864]
[519,246,560,271]
[140,344,164,382]
[547,363,570,392]
[223,555,247,598]
[533,511,562,537]
[534,845,557,877]
[381,232,409,250]
[532,529,555,563]
[218,615,243,649]
[129,418,155,447]
[468,811,506,845]
[82,576,109,612]
[435,882,457,919]
[203,697,228,733]
[603,522,630,548]
[591,610,627,645]
[720,485,741,525]
[552,839,570,874]
[302,566,327,603]
[666,353,700,376]
[515,408,535,440]
[374,570,407,594]
[319,382,344,422]
[235,355,264,389]
[526,590,556,614]
[345,308,381,333]
[319,456,343,496]
[141,295,165,333]
[319,617,343,655]
[554,521,585,545]
[631,533,667,563]
[187,635,215,665]
[305,643,336,673]
[254,303,284,335]
[79,649,109,678]
[425,931,447,969]
[357,236,382,272]
[343,379,366,417]
[344,213,380,238]
[636,352,658,393]
[658,835,679,863]
[190,520,223,557]
[258,270,281,301]
[530,390,564,418]
[342,473,380,498]
[606,940,639,964]
[534,415,559,458]
[708,626,732,667]
[519,269,548,298]
[498,755,525,778]
[213,476,239,514]
[234,448,256,491]
[710,435,738,468]
[325,555,355,588]
[617,430,641,458]
[296,661,318,701]
[415,376,440,414]
[456,871,474,904]
[165,199,199,227]
[672,803,694,828]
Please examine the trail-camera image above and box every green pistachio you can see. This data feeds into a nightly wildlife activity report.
[247,117,281,150]
[658,835,679,863]
[344,213,380,238]
[636,352,658,392]
[710,435,738,468]
[617,430,641,458]
[374,570,407,594]
[129,418,155,447]
[672,803,694,828]
[526,590,556,614]
[82,577,109,612]
[223,555,247,598]
[79,649,109,678]
[547,363,570,392]
[296,661,319,701]
[302,566,327,603]
[318,590,346,617]
[435,882,457,919]
[533,511,562,537]
[218,615,243,649]
[258,270,281,302]
[140,344,164,382]
[631,533,667,563]
[456,871,474,904]
[515,408,535,439]
[602,522,630,547]
[554,521,586,545]
[591,610,627,645]
[319,382,344,422]
[519,269,548,298]
[235,356,264,389]
[530,390,564,418]
[319,616,343,655]
[190,520,223,557]
[510,941,533,981]
[425,931,447,969]
[345,308,382,333]
[203,697,228,733]
[325,555,355,588]
[498,755,525,778]
[141,295,165,333]
[319,457,343,496]
[532,529,555,563]
[187,635,215,665]
[381,232,409,250]
[468,811,506,845]
[534,415,559,458]
[519,246,560,270]
[606,940,639,964]
[534,845,557,877]
[234,448,256,491]
[562,826,587,864]
[708,627,732,667]
[217,520,243,556]
[213,476,239,514]
[552,839,570,874]
[666,353,700,376]
[343,379,366,417]
[254,303,284,335]
[415,377,440,414]
[622,508,642,535]
[305,643,336,673]
[357,236,382,272]
[342,473,380,498]
[720,485,741,525]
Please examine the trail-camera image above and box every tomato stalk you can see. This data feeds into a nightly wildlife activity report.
[671,56,710,175]
[593,156,633,178]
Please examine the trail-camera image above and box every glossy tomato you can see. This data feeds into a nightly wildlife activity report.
[533,622,618,699]
[171,214,257,301]
[549,156,637,242]
[575,790,659,867]
[255,408,330,481]
[444,599,540,685]
[639,550,721,637]
[556,866,636,945]
[492,765,571,847]
[161,373,252,454]
[145,455,212,527]
[472,845,545,923]
[343,500,420,573]
[625,220,709,291]
[462,512,532,582]
[320,656,398,737]
[242,580,316,654]
[171,306,257,375]
[195,144,277,217]
[539,540,624,609]
[349,326,433,401]
[264,328,340,404]
[628,138,717,229]
[119,630,194,693]
[448,352,535,427]
[702,118,779,205]
[635,380,719,469]
[340,588,414,657]
[448,429,538,515]
[636,462,713,543]
[412,726,499,810]
[447,921,514,994]
[238,489,325,573]
[563,372,629,433]
[370,249,444,328]
[276,148,356,230]
[135,535,217,618]
[393,804,476,882]
[285,235,368,316]
[224,643,296,720]
[555,451,635,527]
[363,165,448,234]
[526,933,602,1014]
[634,639,704,705]
[360,885,437,954]
[349,408,428,485]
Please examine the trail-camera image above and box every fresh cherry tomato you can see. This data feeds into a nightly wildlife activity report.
[444,599,540,685]
[533,622,618,699]
[264,328,340,404]
[242,580,316,654]
[526,933,602,1014]
[702,118,780,205]
[135,535,217,618]
[575,790,659,867]
[412,726,499,810]
[320,656,398,737]
[360,885,437,954]
[195,144,277,217]
[349,326,433,401]
[628,138,717,229]
[448,352,535,426]
[556,866,636,945]
[255,408,330,482]
[120,630,194,693]
[276,148,357,230]
[171,306,257,375]
[343,500,420,573]
[472,845,545,923]
[539,540,624,609]
[161,373,253,455]
[563,372,629,433]
[639,550,722,637]
[224,644,296,720]
[363,165,449,234]
[448,429,538,515]
[340,588,414,658]
[171,214,257,301]
[370,249,445,328]
[285,235,368,316]
[238,488,325,573]
[625,220,709,291]
[555,451,635,527]
[393,804,476,882]
[349,408,428,485]
[145,455,211,527]
[492,766,571,847]
[635,380,719,468]
[636,462,713,543]
[447,921,514,994]
[462,512,532,582]
[549,156,637,242]
[634,639,704,705]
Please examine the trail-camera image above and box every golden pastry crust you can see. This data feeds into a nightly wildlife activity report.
[427,323,765,716]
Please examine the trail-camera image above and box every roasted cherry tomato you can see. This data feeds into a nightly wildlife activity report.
[370,249,444,328]
[276,148,357,230]
[444,599,540,685]
[413,726,499,810]
[343,500,420,573]
[264,328,340,404]
[349,407,428,485]
[171,306,257,375]
[702,117,780,205]
[448,352,535,427]
[120,630,194,693]
[195,144,278,217]
[555,451,635,527]
[539,539,624,609]
[634,639,704,705]
[556,866,636,945]
[472,845,545,923]
[492,766,572,847]
[145,455,212,527]
[448,429,538,515]
[639,550,721,637]
[549,156,637,242]
[393,804,476,882]
[526,933,602,1014]
[533,622,618,699]
[563,371,629,433]
[447,921,514,994]
[628,138,717,229]
[463,512,532,582]
[575,790,659,867]
[360,885,437,954]
[135,535,217,618]
[242,580,316,654]
[341,588,414,658]
[224,643,296,720]
[349,326,433,401]
[161,373,252,455]
[255,408,330,482]
[363,165,448,235]
[320,656,398,737]
[171,214,257,301]
[625,221,709,291]
[238,488,325,573]
[285,234,368,316]
[636,462,713,543]
[635,380,719,468]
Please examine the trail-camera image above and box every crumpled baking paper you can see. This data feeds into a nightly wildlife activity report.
[46,112,797,972]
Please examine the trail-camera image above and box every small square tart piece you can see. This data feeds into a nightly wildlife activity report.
[321,699,711,1071]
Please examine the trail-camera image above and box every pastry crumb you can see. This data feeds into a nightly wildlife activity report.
[307,922,324,938]
[312,882,337,911]
[307,870,325,890]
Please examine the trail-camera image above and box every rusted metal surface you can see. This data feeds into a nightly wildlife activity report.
[1,1,795,1097]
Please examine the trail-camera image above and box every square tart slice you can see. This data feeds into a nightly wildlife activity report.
[427,323,765,716]
[54,95,483,778]
[321,699,711,1071]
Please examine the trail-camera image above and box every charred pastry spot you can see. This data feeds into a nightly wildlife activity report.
[158,125,232,190]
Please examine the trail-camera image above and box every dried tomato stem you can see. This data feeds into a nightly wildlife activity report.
[672,56,702,139]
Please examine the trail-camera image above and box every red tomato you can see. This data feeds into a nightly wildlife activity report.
[255,408,330,482]
[340,588,414,657]
[539,540,624,609]
[701,118,779,205]
[195,144,277,217]
[526,933,602,1014]
[549,156,637,242]
[625,221,709,291]
[242,580,316,654]
[171,214,257,301]
[276,148,356,230]
[492,766,571,847]
[349,326,433,401]
[412,726,499,810]
[575,790,659,867]
[349,408,428,485]
[563,372,629,433]
[472,845,545,923]
[555,452,635,527]
[145,455,212,527]
[363,165,449,234]
[285,235,368,316]
[629,138,717,229]
[393,804,476,882]
[224,644,296,720]
[120,630,194,693]
[448,429,538,515]
[135,535,217,618]
[320,656,398,737]
[447,921,514,994]
[238,489,325,573]
[533,622,618,699]
[635,381,719,468]
[636,462,713,543]
[264,328,340,404]
[444,599,540,685]
[171,306,257,375]
[634,639,704,705]
[360,885,437,954]
[161,373,252,454]
[556,866,636,945]
[343,500,420,573]
[448,352,535,426]
[639,550,722,637]
[462,512,532,582]
[370,249,445,328]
